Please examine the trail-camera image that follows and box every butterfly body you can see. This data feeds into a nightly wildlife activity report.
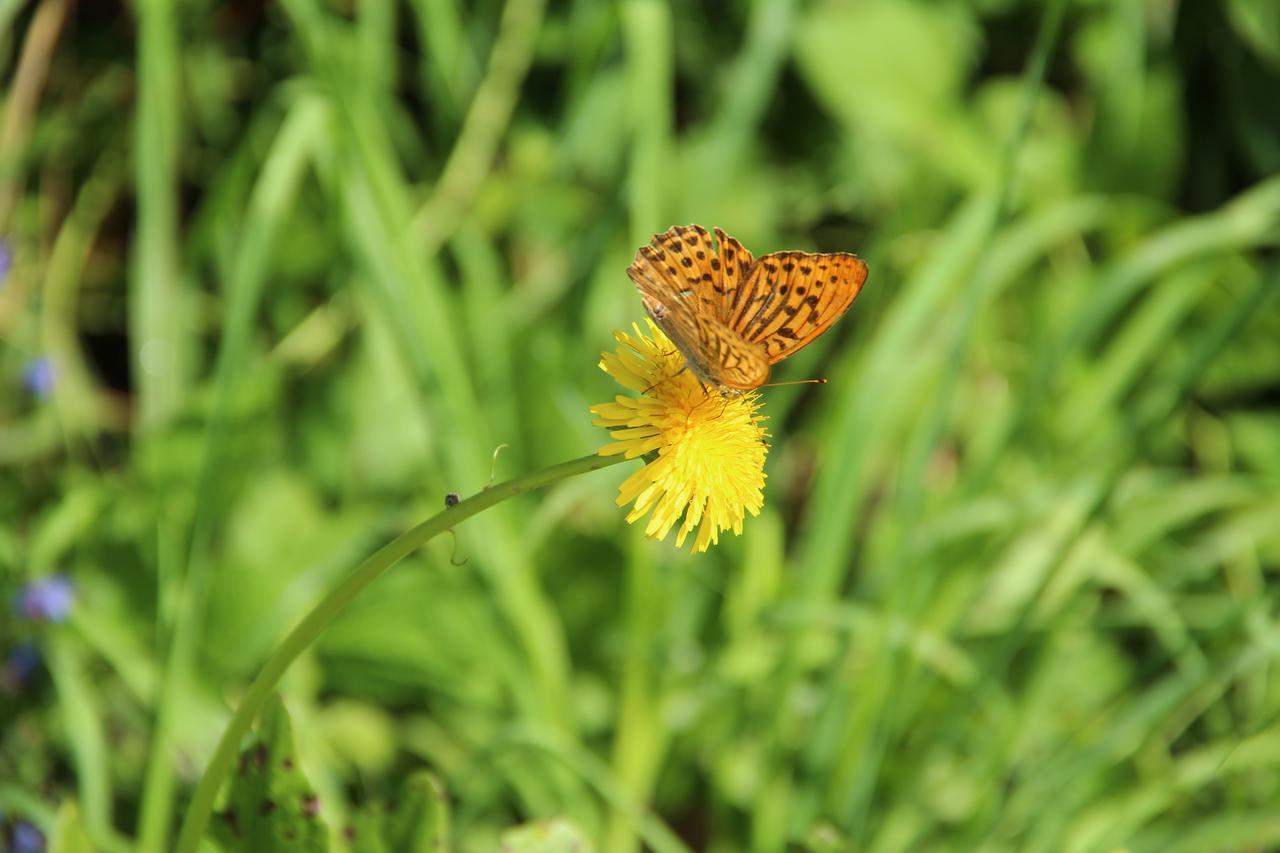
[640,291,767,393]
[627,225,869,393]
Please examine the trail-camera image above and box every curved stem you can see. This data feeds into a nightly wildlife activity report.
[174,451,628,853]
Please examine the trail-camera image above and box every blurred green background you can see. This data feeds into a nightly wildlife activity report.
[3,0,1280,850]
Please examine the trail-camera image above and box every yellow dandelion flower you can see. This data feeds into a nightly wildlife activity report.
[589,319,769,553]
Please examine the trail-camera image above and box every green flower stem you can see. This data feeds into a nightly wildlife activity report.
[174,451,629,853]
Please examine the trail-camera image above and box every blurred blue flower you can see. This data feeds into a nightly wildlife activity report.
[3,644,41,692]
[17,575,74,622]
[21,356,55,398]
[11,820,46,853]
[0,239,11,288]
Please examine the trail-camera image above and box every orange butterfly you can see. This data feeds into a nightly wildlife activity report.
[627,224,869,392]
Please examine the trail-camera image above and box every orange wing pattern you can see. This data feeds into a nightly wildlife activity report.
[627,225,868,391]
[636,225,724,323]
[713,226,755,323]
[628,236,769,390]
[734,251,868,364]
[640,291,771,390]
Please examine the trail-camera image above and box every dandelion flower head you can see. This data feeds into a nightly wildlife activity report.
[590,320,768,553]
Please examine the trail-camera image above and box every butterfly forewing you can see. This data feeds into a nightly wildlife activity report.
[713,227,755,324]
[735,250,868,364]
[636,225,726,322]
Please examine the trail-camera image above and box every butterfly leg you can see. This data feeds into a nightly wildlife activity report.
[643,363,689,395]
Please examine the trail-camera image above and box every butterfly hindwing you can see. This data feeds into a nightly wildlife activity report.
[627,243,770,390]
[651,295,769,390]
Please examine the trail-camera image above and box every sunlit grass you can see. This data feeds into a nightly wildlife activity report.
[2,0,1279,851]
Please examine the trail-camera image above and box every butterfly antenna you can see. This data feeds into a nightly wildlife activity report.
[758,378,829,390]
